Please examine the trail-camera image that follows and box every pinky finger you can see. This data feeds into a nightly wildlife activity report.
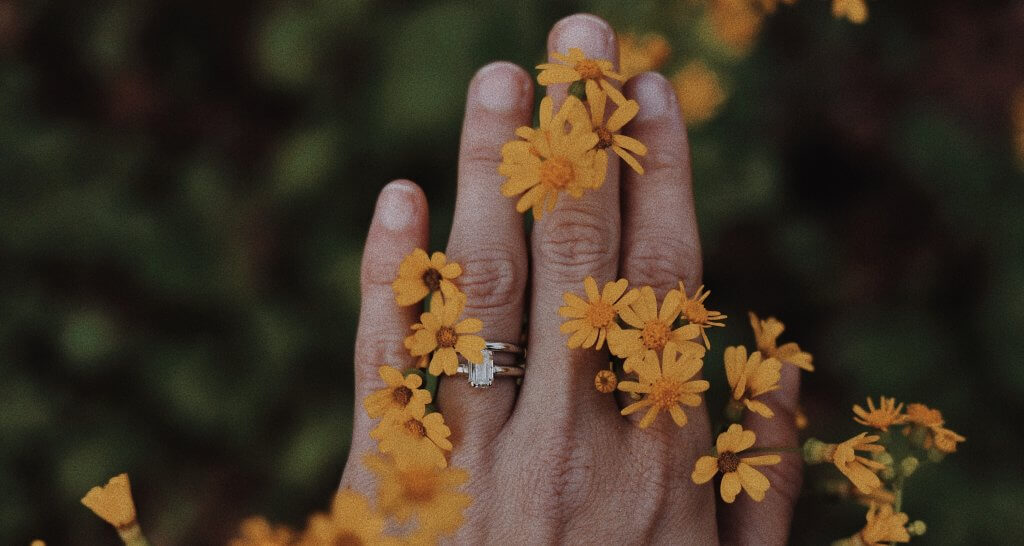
[340,180,429,494]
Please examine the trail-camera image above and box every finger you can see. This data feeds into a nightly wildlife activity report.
[514,13,622,429]
[618,72,717,540]
[340,180,429,495]
[718,364,802,545]
[438,62,533,449]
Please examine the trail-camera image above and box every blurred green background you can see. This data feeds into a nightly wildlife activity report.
[1,0,1022,544]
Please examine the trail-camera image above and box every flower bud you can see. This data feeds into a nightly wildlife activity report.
[899,456,920,477]
[907,520,927,536]
[803,438,831,464]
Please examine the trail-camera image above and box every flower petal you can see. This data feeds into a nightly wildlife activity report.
[691,456,719,484]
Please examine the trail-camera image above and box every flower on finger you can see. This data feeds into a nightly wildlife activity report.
[724,345,782,418]
[392,249,462,306]
[499,96,605,219]
[560,276,637,350]
[617,342,709,428]
[594,369,618,393]
[364,454,471,541]
[363,366,432,419]
[404,287,485,376]
[677,281,727,349]
[371,405,452,468]
[536,47,625,98]
[852,396,906,431]
[607,285,701,372]
[749,311,814,371]
[691,424,781,503]
[297,489,399,546]
[588,84,647,174]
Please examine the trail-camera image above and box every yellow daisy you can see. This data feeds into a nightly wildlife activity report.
[829,433,886,494]
[607,285,701,372]
[724,345,782,418]
[852,396,906,431]
[559,276,637,350]
[297,489,399,546]
[229,517,294,546]
[587,83,647,174]
[404,288,485,376]
[833,0,868,24]
[392,249,462,306]
[904,402,944,427]
[594,369,618,393]
[671,60,727,125]
[858,503,911,545]
[371,406,453,469]
[618,32,671,80]
[499,96,605,220]
[749,311,814,371]
[691,424,781,503]
[617,342,709,428]
[536,47,625,99]
[676,281,727,348]
[363,365,432,419]
[364,454,471,539]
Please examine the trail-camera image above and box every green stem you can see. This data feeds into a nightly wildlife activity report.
[423,371,440,413]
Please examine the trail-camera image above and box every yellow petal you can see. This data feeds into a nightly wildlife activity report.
[455,335,486,364]
[720,472,741,503]
[743,398,776,418]
[736,463,770,501]
[691,456,719,484]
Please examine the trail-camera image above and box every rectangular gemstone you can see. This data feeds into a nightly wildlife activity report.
[468,349,494,387]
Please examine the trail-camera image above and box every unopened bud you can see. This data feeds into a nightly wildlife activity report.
[803,438,831,464]
[907,520,927,536]
[900,456,920,477]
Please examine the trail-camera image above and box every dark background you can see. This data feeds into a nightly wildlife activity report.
[1,0,1022,544]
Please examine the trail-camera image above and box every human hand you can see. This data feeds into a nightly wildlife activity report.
[340,13,802,545]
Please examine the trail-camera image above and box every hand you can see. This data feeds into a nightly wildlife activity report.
[340,13,802,545]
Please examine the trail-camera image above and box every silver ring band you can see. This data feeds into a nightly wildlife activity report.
[455,342,526,388]
[483,341,525,356]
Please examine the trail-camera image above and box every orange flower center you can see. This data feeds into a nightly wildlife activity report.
[683,300,709,324]
[574,59,603,80]
[400,471,438,503]
[333,532,364,546]
[391,386,413,406]
[539,157,574,189]
[595,126,613,149]
[594,370,617,393]
[649,378,685,409]
[641,320,670,351]
[717,451,740,473]
[585,301,617,328]
[422,268,443,292]
[435,326,458,348]
[404,418,427,438]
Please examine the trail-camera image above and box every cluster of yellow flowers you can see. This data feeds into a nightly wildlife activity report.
[499,48,647,219]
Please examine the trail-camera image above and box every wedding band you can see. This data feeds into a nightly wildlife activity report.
[456,342,526,388]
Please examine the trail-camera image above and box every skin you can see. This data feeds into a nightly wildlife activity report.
[340,14,803,545]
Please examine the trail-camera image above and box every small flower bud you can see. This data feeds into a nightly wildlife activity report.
[900,456,920,477]
[907,520,927,536]
[927,447,946,463]
[872,451,895,480]
[803,438,831,464]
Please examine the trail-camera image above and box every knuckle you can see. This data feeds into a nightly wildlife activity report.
[453,247,524,312]
[536,206,618,276]
[460,142,502,175]
[361,254,399,289]
[354,328,411,383]
[643,147,688,180]
[625,233,701,292]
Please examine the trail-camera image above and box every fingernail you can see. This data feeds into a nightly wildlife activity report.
[552,14,615,59]
[376,181,416,231]
[475,63,525,112]
[633,74,672,122]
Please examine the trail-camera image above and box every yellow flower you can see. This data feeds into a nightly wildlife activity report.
[828,433,886,494]
[363,366,432,419]
[617,342,709,428]
[724,345,782,418]
[677,281,726,348]
[371,405,453,468]
[859,503,911,545]
[392,249,462,306]
[229,517,294,546]
[536,47,625,99]
[904,402,943,427]
[691,424,781,503]
[707,0,764,54]
[404,288,485,376]
[499,96,605,220]
[618,32,671,80]
[81,473,138,530]
[588,84,647,174]
[607,285,701,372]
[749,311,814,371]
[297,489,399,546]
[929,426,965,454]
[852,396,906,431]
[671,60,727,125]
[364,454,471,539]
[833,0,869,24]
[559,276,637,350]
[594,369,618,393]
